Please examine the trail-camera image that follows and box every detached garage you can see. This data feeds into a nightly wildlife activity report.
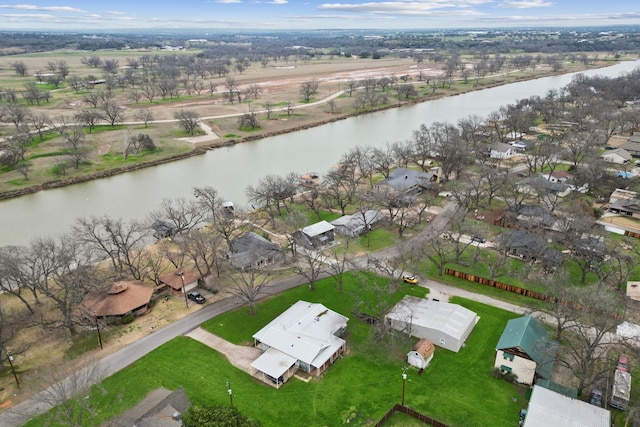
[385,296,479,353]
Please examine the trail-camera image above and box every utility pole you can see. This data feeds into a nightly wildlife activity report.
[6,352,19,388]
[226,381,233,407]
[94,311,103,350]
[401,370,407,406]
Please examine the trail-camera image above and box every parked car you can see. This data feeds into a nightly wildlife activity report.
[403,275,419,285]
[589,389,603,407]
[187,291,206,304]
[471,235,486,244]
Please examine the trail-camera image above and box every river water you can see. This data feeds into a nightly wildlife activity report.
[2,60,639,246]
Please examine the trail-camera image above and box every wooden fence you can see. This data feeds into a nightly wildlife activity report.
[625,230,640,239]
[444,268,623,320]
[373,404,449,427]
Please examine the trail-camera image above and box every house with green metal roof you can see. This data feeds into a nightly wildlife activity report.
[494,316,558,385]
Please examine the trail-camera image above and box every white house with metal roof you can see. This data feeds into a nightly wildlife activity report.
[385,296,479,353]
[251,301,348,387]
[523,385,610,427]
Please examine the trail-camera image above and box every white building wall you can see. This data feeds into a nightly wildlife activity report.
[494,350,537,385]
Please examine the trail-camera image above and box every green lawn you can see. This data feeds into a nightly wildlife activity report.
[27,275,526,427]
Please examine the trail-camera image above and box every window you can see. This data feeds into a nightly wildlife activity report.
[500,365,512,374]
[503,352,515,361]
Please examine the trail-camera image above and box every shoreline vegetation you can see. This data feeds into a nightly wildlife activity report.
[0,59,622,202]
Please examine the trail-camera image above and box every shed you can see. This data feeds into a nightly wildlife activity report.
[385,296,479,353]
[158,268,201,294]
[523,385,610,427]
[407,339,435,369]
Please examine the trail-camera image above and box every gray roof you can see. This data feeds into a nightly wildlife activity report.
[302,220,335,237]
[331,210,382,234]
[229,231,282,269]
[524,385,610,427]
[378,167,434,192]
[601,148,632,161]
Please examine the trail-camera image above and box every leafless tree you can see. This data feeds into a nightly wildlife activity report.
[293,249,326,291]
[344,79,358,97]
[99,100,123,127]
[246,173,299,226]
[238,105,260,130]
[73,215,149,280]
[74,110,102,133]
[300,79,320,103]
[36,361,105,427]
[225,267,273,315]
[148,197,206,236]
[174,109,200,135]
[224,77,238,104]
[10,61,28,76]
[556,285,624,396]
[178,229,224,278]
[134,108,154,127]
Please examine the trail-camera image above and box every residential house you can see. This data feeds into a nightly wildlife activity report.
[518,175,572,198]
[251,301,348,386]
[523,385,610,427]
[228,231,283,270]
[407,338,435,370]
[601,148,632,164]
[618,136,640,157]
[494,316,558,385]
[81,280,155,320]
[609,188,638,205]
[609,198,640,218]
[385,296,479,353]
[376,167,437,196]
[495,230,564,271]
[330,210,383,237]
[489,142,515,160]
[497,204,557,230]
[158,268,201,295]
[540,170,573,184]
[293,220,335,249]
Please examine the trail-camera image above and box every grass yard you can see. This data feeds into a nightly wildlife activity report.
[26,274,526,427]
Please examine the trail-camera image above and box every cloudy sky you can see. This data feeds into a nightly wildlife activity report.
[0,1,639,31]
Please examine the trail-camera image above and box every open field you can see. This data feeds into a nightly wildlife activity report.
[0,48,621,197]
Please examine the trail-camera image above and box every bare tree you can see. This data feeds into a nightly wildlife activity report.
[148,197,206,237]
[73,216,149,280]
[99,100,123,127]
[74,110,102,133]
[300,79,320,103]
[134,108,154,128]
[246,173,299,226]
[556,285,624,396]
[36,362,105,427]
[174,109,200,135]
[225,267,273,315]
[293,249,325,291]
[10,61,28,76]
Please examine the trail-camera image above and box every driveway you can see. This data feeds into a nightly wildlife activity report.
[185,327,261,377]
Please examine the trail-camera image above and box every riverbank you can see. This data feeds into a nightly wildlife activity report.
[0,60,620,202]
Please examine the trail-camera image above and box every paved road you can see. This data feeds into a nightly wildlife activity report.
[0,199,468,426]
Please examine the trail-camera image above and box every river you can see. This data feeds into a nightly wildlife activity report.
[2,60,639,246]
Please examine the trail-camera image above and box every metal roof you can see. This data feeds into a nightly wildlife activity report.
[251,348,298,379]
[253,301,348,368]
[386,296,478,342]
[301,220,335,237]
[495,316,558,379]
[524,385,610,427]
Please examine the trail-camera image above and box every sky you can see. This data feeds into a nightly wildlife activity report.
[0,1,639,31]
